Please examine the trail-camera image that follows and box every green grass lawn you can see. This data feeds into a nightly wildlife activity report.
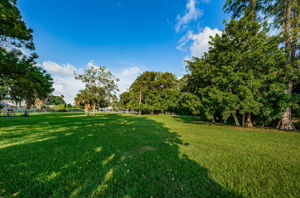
[0,113,299,198]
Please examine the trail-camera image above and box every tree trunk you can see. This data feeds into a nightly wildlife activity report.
[244,112,253,127]
[91,103,96,116]
[277,81,296,131]
[232,111,240,126]
[24,104,31,117]
[251,0,257,20]
[284,0,292,60]
[277,1,296,131]
[292,4,300,61]
[84,103,90,116]
[212,114,216,123]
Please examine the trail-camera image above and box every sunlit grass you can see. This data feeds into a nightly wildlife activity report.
[0,113,299,197]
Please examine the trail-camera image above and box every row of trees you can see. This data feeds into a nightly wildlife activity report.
[0,0,53,116]
[120,72,179,115]
[119,72,201,115]
[219,0,300,131]
[185,16,290,128]
[119,0,299,131]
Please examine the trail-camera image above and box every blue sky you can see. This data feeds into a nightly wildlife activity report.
[18,0,228,103]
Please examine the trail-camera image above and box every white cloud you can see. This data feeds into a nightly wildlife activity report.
[42,61,144,103]
[116,66,144,94]
[177,27,221,58]
[42,61,84,104]
[87,61,100,68]
[176,0,202,32]
[43,61,77,76]
[121,66,142,76]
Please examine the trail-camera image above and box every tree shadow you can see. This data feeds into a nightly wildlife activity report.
[173,115,213,125]
[0,113,242,197]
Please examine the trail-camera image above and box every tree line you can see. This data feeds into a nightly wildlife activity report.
[0,0,299,131]
[120,0,300,131]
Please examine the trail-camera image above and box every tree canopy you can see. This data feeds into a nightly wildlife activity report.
[74,66,118,116]
[0,0,53,116]
[45,95,66,105]
[185,16,287,126]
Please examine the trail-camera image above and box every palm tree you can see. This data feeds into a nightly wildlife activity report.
[74,89,92,116]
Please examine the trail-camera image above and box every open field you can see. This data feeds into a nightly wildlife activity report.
[0,113,299,197]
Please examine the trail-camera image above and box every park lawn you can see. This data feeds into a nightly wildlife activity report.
[0,113,299,198]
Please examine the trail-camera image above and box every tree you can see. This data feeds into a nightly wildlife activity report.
[0,0,54,115]
[74,89,93,116]
[177,92,202,115]
[74,65,118,116]
[121,71,180,115]
[119,91,132,110]
[45,95,66,105]
[0,0,34,50]
[224,0,264,20]
[9,57,53,116]
[185,16,287,127]
[0,0,35,92]
[265,0,300,130]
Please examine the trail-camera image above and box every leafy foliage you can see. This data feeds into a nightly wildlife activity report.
[74,66,119,115]
[185,16,287,126]
[0,0,53,116]
[119,71,181,114]
[224,0,264,20]
[45,95,66,105]
[0,0,34,49]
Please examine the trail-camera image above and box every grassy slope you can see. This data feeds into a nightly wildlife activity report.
[0,113,299,198]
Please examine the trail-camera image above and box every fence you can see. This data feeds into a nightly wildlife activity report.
[0,107,137,116]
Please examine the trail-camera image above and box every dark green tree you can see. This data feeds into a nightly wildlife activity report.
[0,0,34,50]
[0,0,35,95]
[45,95,66,105]
[9,57,53,116]
[265,0,300,130]
[224,0,264,20]
[186,16,287,127]
[120,71,180,115]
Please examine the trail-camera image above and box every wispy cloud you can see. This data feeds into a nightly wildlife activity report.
[43,61,77,76]
[175,0,202,32]
[177,27,221,58]
[116,66,144,94]
[175,0,220,63]
[121,66,142,76]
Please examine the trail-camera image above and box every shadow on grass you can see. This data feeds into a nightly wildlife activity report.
[173,115,212,126]
[0,113,242,197]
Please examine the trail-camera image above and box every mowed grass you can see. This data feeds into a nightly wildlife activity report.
[0,113,299,198]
